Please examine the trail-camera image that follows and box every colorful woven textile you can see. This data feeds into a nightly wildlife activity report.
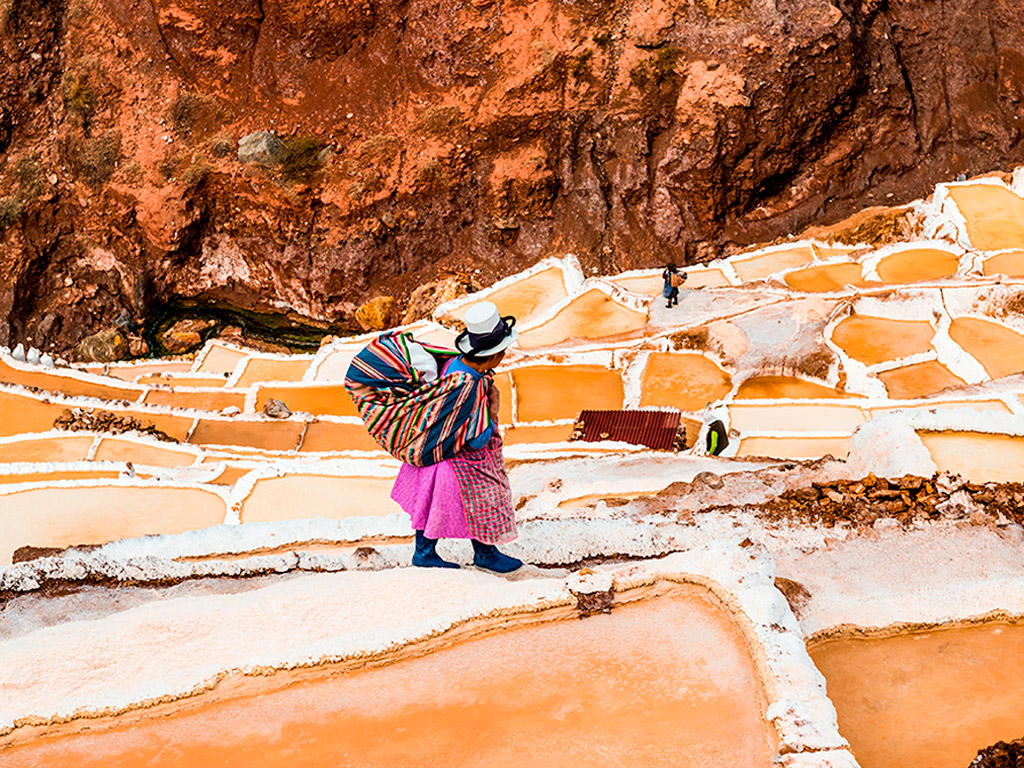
[449,434,516,544]
[344,331,492,466]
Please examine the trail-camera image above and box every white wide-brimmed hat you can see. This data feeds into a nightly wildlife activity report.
[455,301,519,357]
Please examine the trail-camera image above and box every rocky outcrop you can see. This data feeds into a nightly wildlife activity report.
[75,328,129,363]
[1,0,1024,354]
[971,737,1024,768]
[354,295,394,332]
[156,318,214,354]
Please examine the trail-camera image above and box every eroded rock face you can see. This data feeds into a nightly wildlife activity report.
[1,0,1023,354]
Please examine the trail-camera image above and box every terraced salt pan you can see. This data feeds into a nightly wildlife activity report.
[730,244,817,282]
[136,374,229,388]
[0,483,227,565]
[231,357,311,388]
[84,360,193,380]
[811,623,1024,768]
[946,182,1024,251]
[639,352,732,411]
[919,431,1024,483]
[253,383,359,417]
[873,246,960,283]
[510,365,624,422]
[728,403,866,434]
[445,266,569,324]
[981,249,1024,276]
[737,436,851,460]
[434,257,583,327]
[193,342,250,375]
[830,316,934,365]
[876,360,965,399]
[735,377,850,399]
[0,434,94,463]
[783,263,867,293]
[296,420,386,453]
[239,474,403,522]
[516,287,648,349]
[91,436,201,468]
[775,525,1024,765]
[0,390,81,436]
[0,467,121,486]
[948,317,1024,379]
[0,358,143,401]
[141,387,246,412]
[0,587,777,768]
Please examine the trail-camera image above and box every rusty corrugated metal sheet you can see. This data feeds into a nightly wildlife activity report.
[575,409,681,450]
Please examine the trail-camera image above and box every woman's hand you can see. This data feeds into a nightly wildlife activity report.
[487,380,501,422]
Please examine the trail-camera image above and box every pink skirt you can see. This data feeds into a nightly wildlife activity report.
[391,459,471,539]
[391,436,516,544]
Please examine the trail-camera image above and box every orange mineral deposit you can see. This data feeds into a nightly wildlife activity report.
[0,587,776,768]
[810,623,1024,768]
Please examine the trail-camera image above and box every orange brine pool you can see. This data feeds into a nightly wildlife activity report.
[981,249,1024,276]
[516,290,648,349]
[0,586,777,768]
[735,376,848,399]
[731,246,816,282]
[948,317,1024,380]
[947,184,1024,251]
[831,316,934,366]
[874,248,959,284]
[876,361,965,400]
[511,365,624,422]
[445,266,569,325]
[809,622,1024,768]
[639,353,732,412]
[783,262,867,293]
[919,430,1024,483]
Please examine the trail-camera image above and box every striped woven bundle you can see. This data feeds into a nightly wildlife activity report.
[344,331,492,466]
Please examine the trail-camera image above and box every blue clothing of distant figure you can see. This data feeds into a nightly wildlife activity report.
[445,356,494,449]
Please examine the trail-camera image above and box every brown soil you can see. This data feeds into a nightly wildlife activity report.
[2,0,1024,354]
[762,474,1024,528]
[972,737,1024,768]
[53,406,178,442]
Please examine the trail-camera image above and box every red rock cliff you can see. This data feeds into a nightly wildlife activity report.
[1,0,1023,352]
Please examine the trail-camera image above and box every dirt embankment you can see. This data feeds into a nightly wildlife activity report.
[1,0,1023,354]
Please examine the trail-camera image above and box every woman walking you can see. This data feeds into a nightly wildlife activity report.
[346,301,522,573]
[662,263,686,308]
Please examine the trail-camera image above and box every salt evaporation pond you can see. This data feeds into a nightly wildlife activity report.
[0,586,777,767]
[809,622,1024,768]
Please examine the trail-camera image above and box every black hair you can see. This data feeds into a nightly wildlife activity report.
[462,349,506,364]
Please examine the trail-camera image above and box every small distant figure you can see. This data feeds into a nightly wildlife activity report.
[662,263,687,308]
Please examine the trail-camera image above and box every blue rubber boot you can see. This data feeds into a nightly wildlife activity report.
[471,540,523,573]
[412,530,459,569]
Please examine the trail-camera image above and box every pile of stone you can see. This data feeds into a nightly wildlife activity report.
[53,408,177,442]
[970,736,1024,768]
[764,473,1024,528]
